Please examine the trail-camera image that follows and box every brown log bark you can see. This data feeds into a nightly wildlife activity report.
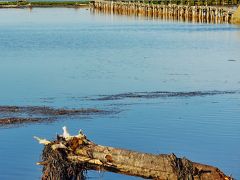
[38,129,233,180]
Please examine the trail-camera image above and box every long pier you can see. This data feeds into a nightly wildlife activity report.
[92,0,238,23]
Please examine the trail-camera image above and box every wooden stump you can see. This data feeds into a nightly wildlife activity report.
[232,6,240,24]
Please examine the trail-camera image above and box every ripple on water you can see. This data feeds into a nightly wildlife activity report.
[0,7,240,180]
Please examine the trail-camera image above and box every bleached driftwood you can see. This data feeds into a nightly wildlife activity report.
[36,127,233,180]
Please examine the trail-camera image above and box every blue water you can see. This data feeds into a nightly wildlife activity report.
[0,8,240,179]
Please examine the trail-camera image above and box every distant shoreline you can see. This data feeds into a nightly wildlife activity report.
[0,1,90,8]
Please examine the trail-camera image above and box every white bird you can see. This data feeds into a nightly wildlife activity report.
[62,126,71,139]
[77,129,85,138]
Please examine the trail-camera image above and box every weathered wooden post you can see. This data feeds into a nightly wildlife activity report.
[231,5,240,23]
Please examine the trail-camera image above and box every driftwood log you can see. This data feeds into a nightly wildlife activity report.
[36,127,232,180]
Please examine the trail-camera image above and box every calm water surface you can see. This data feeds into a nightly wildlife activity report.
[0,8,240,179]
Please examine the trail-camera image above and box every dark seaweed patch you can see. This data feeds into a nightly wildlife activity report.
[93,90,237,101]
[0,106,105,116]
[0,106,113,128]
[0,117,55,127]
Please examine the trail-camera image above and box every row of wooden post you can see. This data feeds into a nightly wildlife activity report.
[92,1,235,23]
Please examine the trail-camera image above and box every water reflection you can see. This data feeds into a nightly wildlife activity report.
[0,8,240,180]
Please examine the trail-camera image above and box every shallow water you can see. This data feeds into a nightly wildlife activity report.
[0,8,240,179]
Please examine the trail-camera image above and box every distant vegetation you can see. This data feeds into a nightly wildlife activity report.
[148,0,239,6]
[0,0,238,7]
[0,1,90,6]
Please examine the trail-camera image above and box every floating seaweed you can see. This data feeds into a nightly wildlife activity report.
[0,117,55,128]
[92,90,237,101]
[0,106,112,128]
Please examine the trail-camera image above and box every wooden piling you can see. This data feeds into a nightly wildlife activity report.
[231,5,240,24]
[91,0,236,23]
